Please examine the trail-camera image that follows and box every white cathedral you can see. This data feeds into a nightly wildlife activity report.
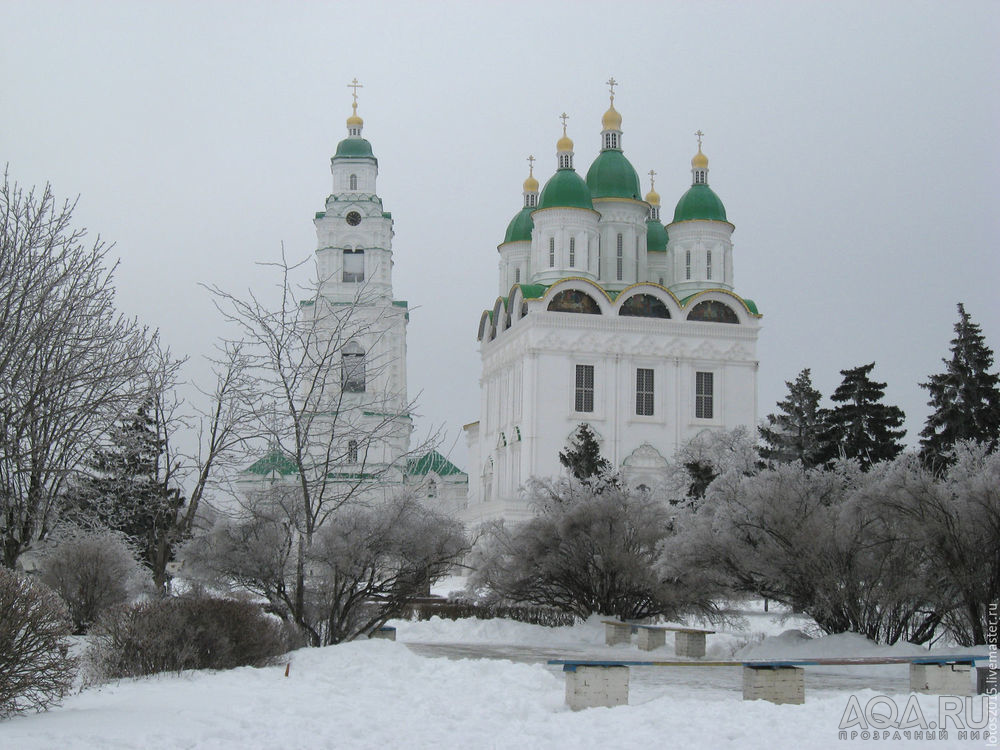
[463,82,761,526]
[243,80,760,529]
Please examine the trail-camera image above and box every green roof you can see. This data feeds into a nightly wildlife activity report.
[585,149,641,200]
[503,206,534,244]
[407,450,466,477]
[646,219,668,252]
[742,298,759,314]
[537,169,594,211]
[334,137,376,160]
[244,449,298,477]
[517,283,548,300]
[672,184,727,223]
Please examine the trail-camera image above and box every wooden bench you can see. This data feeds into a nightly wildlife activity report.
[601,620,715,655]
[549,654,989,710]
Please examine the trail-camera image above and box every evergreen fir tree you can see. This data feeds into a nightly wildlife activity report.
[824,362,906,470]
[920,303,1000,468]
[759,368,828,467]
[559,423,612,482]
[68,399,184,590]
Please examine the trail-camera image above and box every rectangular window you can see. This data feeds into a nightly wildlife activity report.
[685,249,691,280]
[707,249,712,280]
[636,368,654,416]
[569,237,575,267]
[514,267,520,283]
[575,364,594,413]
[616,233,623,281]
[347,440,358,463]
[696,371,714,419]
[343,249,364,282]
[549,237,555,267]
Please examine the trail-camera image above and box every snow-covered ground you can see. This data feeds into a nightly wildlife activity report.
[1,603,992,749]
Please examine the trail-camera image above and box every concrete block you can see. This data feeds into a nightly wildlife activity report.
[910,663,972,696]
[977,667,998,695]
[370,627,396,641]
[565,666,630,710]
[674,630,707,658]
[742,666,805,705]
[637,628,665,651]
[604,621,632,646]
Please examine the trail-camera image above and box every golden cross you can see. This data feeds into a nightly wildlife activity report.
[606,76,618,98]
[527,154,535,174]
[559,112,569,134]
[648,168,657,189]
[695,129,704,148]
[348,78,363,105]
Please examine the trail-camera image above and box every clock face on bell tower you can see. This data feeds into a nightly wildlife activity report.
[346,211,361,226]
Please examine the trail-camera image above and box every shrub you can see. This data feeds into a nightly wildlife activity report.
[39,525,151,634]
[89,594,288,679]
[0,567,76,718]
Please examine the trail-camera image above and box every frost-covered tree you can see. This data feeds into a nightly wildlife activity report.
[687,460,939,644]
[759,368,828,467]
[663,426,759,503]
[183,492,467,645]
[0,172,155,568]
[823,362,905,470]
[67,398,184,591]
[863,445,999,646]
[38,525,150,634]
[470,477,722,621]
[920,304,1000,469]
[558,423,612,482]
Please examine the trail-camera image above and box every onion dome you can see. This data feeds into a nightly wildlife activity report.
[538,117,593,210]
[334,83,375,161]
[586,150,641,199]
[645,185,660,206]
[646,218,668,252]
[672,136,727,223]
[504,207,534,243]
[503,159,538,243]
[602,101,622,131]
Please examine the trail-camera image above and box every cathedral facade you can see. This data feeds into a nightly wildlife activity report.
[464,83,762,526]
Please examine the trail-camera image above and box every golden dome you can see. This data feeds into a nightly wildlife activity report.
[691,147,708,169]
[346,102,363,128]
[645,188,660,206]
[557,133,574,152]
[523,172,539,193]
[602,100,622,131]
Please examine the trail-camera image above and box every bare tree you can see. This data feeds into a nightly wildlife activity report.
[184,491,466,644]
[0,171,155,568]
[201,250,435,638]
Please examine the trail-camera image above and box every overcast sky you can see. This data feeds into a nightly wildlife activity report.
[3,0,998,470]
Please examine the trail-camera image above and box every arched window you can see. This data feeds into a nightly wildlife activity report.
[604,132,619,150]
[685,249,691,280]
[549,237,555,267]
[349,174,358,190]
[514,267,520,284]
[343,249,364,282]
[619,294,670,318]
[616,233,624,281]
[558,152,572,169]
[342,341,366,391]
[687,300,739,324]
[547,289,601,314]
[347,440,358,463]
[569,237,575,267]
[707,249,712,280]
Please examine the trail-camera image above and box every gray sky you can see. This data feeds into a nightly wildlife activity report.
[3,0,998,469]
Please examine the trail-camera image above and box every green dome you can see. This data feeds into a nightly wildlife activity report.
[646,219,668,252]
[672,184,727,223]
[537,169,594,211]
[334,137,375,159]
[503,206,534,244]
[585,149,641,200]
